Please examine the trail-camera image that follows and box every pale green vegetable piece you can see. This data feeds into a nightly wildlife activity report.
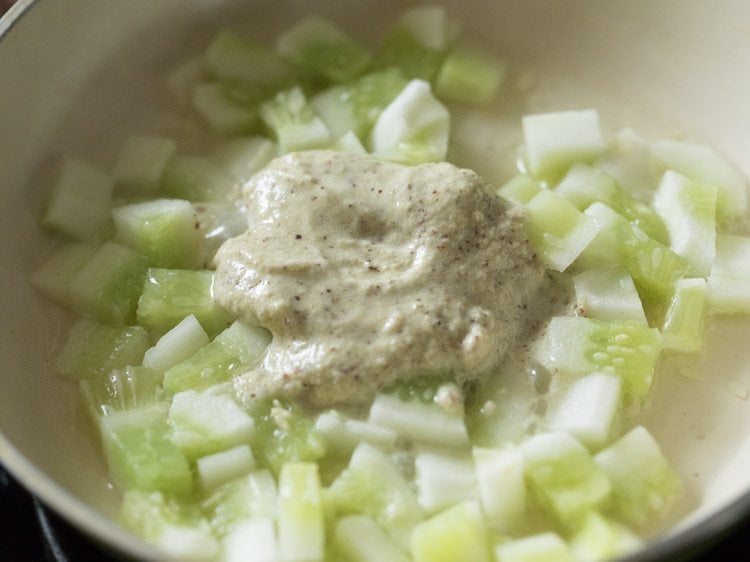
[314,409,397,454]
[495,532,574,562]
[569,512,642,562]
[191,82,258,135]
[203,30,292,86]
[497,174,541,205]
[211,136,277,183]
[522,109,605,181]
[651,138,747,224]
[30,242,98,307]
[472,446,526,533]
[169,389,255,459]
[79,365,163,422]
[435,47,505,106]
[662,277,707,354]
[42,158,113,240]
[573,267,647,325]
[414,447,476,514]
[653,170,717,277]
[706,234,750,314]
[222,518,278,562]
[278,462,325,562]
[142,314,210,375]
[520,432,611,526]
[545,315,661,403]
[196,444,256,493]
[524,189,600,272]
[161,155,236,202]
[594,425,682,527]
[368,392,469,448]
[545,373,622,450]
[409,501,490,562]
[370,79,450,164]
[334,515,411,562]
[260,86,331,153]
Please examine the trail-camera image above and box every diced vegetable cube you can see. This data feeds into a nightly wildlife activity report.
[30,242,98,307]
[210,136,277,184]
[68,241,149,324]
[278,462,325,562]
[202,469,278,537]
[494,532,574,562]
[545,373,622,450]
[706,234,750,314]
[113,199,203,269]
[191,82,258,135]
[653,170,717,277]
[594,426,682,527]
[409,501,490,562]
[522,110,605,181]
[573,267,647,325]
[435,47,505,106]
[368,392,469,448]
[162,321,270,394]
[473,446,526,533]
[314,409,397,454]
[137,268,233,338]
[334,515,411,562]
[222,518,278,562]
[260,86,331,153]
[101,403,193,496]
[203,30,292,86]
[414,448,476,514]
[142,314,210,375]
[41,159,113,240]
[497,174,542,205]
[370,79,450,164]
[520,432,611,526]
[568,512,642,562]
[54,318,150,380]
[169,389,255,459]
[661,277,707,354]
[545,315,661,404]
[197,444,256,492]
[79,365,163,422]
[161,155,236,202]
[276,16,372,83]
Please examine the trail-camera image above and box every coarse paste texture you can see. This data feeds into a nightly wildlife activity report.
[214,150,548,407]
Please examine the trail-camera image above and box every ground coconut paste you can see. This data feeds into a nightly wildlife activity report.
[214,150,550,407]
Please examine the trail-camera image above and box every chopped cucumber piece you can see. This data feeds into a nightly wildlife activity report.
[202,469,278,537]
[260,86,331,153]
[113,134,177,195]
[278,462,325,562]
[368,392,469,448]
[370,79,450,164]
[68,241,148,324]
[197,444,256,492]
[651,138,747,224]
[546,373,622,450]
[546,315,661,404]
[334,515,411,562]
[54,318,150,380]
[572,267,647,325]
[595,128,661,201]
[79,365,163,421]
[222,518,278,562]
[594,426,682,527]
[314,409,397,454]
[332,130,367,154]
[522,109,605,181]
[706,234,750,314]
[203,30,292,86]
[276,16,372,83]
[409,501,490,562]
[662,278,707,354]
[310,85,357,139]
[494,532,574,562]
[113,199,202,269]
[377,5,450,81]
[30,242,98,307]
[101,403,193,496]
[41,159,113,240]
[581,202,690,320]
[653,170,717,277]
[137,268,233,338]
[252,399,327,475]
[569,512,642,562]
[210,136,277,184]
[435,47,505,106]
[191,82,258,135]
[163,320,270,394]
[524,189,600,272]
[143,314,210,375]
[520,432,611,526]
[161,155,236,202]
[473,446,526,533]
[415,447,476,514]
[120,490,218,561]
[497,174,542,205]
[555,163,667,243]
[325,443,423,547]
[169,389,255,459]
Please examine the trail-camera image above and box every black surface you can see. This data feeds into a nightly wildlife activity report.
[2,463,750,561]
